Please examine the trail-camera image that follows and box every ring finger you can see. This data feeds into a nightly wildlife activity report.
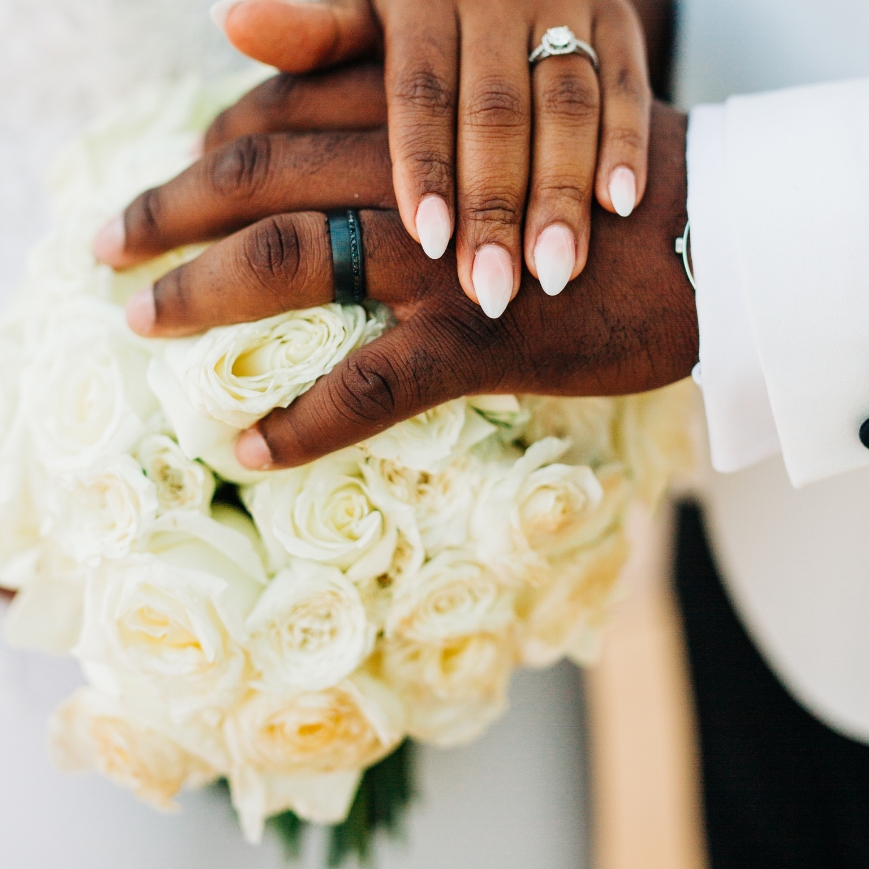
[525,10,599,297]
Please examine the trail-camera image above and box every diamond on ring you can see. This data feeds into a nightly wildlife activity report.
[544,26,574,52]
[529,26,600,71]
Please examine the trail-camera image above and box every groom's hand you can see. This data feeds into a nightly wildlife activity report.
[98,98,696,468]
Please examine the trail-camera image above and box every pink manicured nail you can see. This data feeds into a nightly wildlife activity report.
[472,245,513,319]
[236,428,273,469]
[415,195,451,260]
[534,224,575,297]
[608,166,637,217]
[125,286,156,335]
[93,215,126,266]
[209,0,246,29]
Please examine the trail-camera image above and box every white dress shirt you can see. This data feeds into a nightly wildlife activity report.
[678,0,869,741]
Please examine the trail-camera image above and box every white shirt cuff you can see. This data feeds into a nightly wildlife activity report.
[686,104,782,473]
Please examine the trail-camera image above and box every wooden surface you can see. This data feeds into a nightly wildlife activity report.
[587,505,708,869]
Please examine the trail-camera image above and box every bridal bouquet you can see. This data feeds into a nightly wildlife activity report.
[0,71,694,861]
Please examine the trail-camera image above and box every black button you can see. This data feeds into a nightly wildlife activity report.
[861,418,869,449]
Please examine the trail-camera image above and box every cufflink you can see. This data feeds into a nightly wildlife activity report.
[860,418,869,449]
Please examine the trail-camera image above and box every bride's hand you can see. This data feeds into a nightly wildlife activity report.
[99,98,695,469]
[207,0,652,317]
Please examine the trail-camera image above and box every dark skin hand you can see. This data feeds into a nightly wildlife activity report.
[110,90,696,470]
[208,0,654,313]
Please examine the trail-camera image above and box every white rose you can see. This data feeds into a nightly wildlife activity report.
[230,767,361,844]
[3,543,87,653]
[225,676,402,840]
[151,306,381,457]
[45,455,158,565]
[386,548,517,642]
[137,434,215,513]
[75,511,266,721]
[246,559,372,692]
[381,631,514,746]
[365,398,499,473]
[517,530,629,668]
[49,687,217,811]
[23,298,157,472]
[244,448,417,584]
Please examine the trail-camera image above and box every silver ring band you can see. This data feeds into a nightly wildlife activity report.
[675,220,696,291]
[529,27,600,71]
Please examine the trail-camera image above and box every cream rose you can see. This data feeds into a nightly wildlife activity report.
[246,559,373,692]
[151,306,381,456]
[517,530,629,668]
[470,438,615,562]
[74,511,266,720]
[381,631,514,746]
[225,676,402,840]
[137,433,215,513]
[617,380,696,508]
[244,448,415,583]
[520,395,618,467]
[49,687,217,811]
[45,455,159,565]
[362,456,480,554]
[386,548,517,642]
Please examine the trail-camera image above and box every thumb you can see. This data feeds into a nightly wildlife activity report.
[236,319,473,469]
[213,0,382,73]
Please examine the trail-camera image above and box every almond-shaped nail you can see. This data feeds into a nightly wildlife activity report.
[209,0,246,30]
[125,285,156,335]
[415,194,451,259]
[608,166,637,217]
[534,224,575,297]
[236,428,273,470]
[93,215,126,266]
[472,245,513,319]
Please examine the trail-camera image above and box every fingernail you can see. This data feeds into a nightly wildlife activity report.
[236,428,272,470]
[125,285,156,335]
[93,215,126,266]
[534,224,575,297]
[209,0,245,30]
[472,245,513,319]
[608,166,637,217]
[415,195,451,260]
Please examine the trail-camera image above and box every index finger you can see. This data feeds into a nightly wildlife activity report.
[204,65,388,152]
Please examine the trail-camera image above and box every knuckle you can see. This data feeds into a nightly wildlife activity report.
[396,135,453,188]
[533,178,591,209]
[394,66,455,114]
[604,125,647,157]
[127,187,164,245]
[261,73,299,109]
[209,135,273,199]
[465,80,528,131]
[539,75,600,124]
[154,267,192,321]
[333,352,403,423]
[241,215,303,286]
[608,68,652,108]
[462,189,523,226]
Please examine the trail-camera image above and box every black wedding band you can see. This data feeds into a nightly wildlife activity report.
[326,209,366,305]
